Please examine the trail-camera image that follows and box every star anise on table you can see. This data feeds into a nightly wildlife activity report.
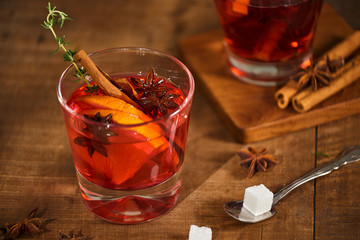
[238,147,279,178]
[139,90,180,118]
[74,112,117,157]
[294,55,344,91]
[0,227,6,238]
[130,68,169,96]
[58,230,91,240]
[3,208,53,240]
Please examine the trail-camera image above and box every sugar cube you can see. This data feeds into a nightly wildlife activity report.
[243,184,274,216]
[189,225,212,240]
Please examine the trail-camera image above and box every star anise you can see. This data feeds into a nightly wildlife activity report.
[295,55,344,91]
[0,227,6,238]
[3,208,52,240]
[58,229,91,240]
[139,90,180,118]
[238,147,279,178]
[74,136,109,157]
[130,68,169,96]
[83,112,117,140]
[323,55,345,73]
[74,112,117,158]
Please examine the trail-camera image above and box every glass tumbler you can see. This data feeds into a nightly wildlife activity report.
[57,47,194,224]
[214,0,324,86]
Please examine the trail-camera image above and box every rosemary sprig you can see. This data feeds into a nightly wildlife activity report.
[42,2,98,93]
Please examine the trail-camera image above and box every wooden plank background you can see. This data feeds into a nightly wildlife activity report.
[0,0,359,239]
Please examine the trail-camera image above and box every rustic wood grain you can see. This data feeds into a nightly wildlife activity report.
[179,3,359,143]
[315,115,360,240]
[0,0,359,239]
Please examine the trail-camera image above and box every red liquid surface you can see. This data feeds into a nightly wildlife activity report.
[214,0,323,62]
[63,74,189,223]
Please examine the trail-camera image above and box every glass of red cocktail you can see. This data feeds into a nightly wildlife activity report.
[214,0,323,86]
[57,47,194,224]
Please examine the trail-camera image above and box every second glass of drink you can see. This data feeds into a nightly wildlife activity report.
[214,0,324,86]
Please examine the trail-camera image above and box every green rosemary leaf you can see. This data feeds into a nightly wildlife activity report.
[63,53,72,62]
[315,152,330,158]
[85,85,99,93]
[53,46,60,54]
[66,49,76,58]
[49,17,55,27]
[41,21,50,29]
[47,2,54,12]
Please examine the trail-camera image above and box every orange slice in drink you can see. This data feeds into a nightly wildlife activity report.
[75,95,167,148]
[78,108,179,186]
[74,95,152,122]
[232,0,249,15]
[79,108,166,149]
[74,95,180,185]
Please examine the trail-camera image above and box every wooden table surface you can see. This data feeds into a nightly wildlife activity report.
[0,1,359,239]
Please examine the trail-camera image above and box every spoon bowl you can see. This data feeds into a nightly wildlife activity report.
[224,200,275,223]
[224,145,360,223]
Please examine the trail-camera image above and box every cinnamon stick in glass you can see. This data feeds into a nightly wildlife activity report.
[75,50,141,108]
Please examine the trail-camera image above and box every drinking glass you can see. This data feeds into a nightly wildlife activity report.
[214,0,324,86]
[57,47,194,224]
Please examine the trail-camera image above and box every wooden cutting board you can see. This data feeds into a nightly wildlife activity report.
[179,3,360,143]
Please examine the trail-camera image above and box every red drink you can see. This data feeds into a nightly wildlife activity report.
[214,0,323,85]
[58,48,194,224]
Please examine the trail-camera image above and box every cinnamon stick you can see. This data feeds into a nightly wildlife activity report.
[292,56,360,112]
[75,50,141,109]
[112,77,140,100]
[275,30,360,109]
[274,79,298,109]
[325,31,360,60]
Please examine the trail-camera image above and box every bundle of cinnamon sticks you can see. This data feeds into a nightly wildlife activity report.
[275,31,360,112]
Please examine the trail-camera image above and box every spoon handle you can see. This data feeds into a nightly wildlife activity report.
[273,145,360,204]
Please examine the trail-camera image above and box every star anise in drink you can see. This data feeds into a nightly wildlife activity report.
[58,229,91,240]
[129,68,181,118]
[74,112,117,157]
[73,137,109,157]
[82,112,117,139]
[139,90,180,118]
[295,55,344,90]
[238,147,279,178]
[3,208,52,240]
[130,68,169,96]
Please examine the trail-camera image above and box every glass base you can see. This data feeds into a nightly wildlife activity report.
[76,168,182,224]
[224,44,312,87]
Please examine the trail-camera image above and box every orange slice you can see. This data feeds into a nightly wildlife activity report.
[78,109,177,185]
[74,94,166,148]
[74,95,152,122]
[74,95,180,184]
[80,108,166,149]
[232,0,249,15]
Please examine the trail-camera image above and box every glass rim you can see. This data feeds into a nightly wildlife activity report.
[57,47,195,128]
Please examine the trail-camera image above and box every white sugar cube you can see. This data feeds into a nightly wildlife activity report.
[189,225,212,240]
[243,184,274,216]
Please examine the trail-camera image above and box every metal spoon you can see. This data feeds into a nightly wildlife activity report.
[224,145,360,223]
